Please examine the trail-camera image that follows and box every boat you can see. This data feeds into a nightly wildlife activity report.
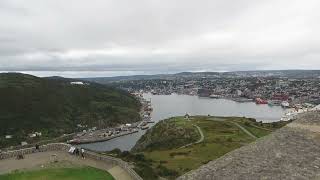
[140,122,148,126]
[209,94,220,99]
[281,101,290,108]
[255,98,268,104]
[144,106,153,111]
[268,100,282,106]
[141,126,149,130]
[233,98,253,103]
[67,139,81,144]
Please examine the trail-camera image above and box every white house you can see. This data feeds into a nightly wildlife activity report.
[5,135,12,139]
[70,81,84,85]
[29,132,42,138]
[21,141,28,146]
[29,133,37,138]
[125,123,132,127]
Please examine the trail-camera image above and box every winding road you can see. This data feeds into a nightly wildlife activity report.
[180,124,204,149]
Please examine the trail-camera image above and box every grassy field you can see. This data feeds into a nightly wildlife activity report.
[0,166,115,180]
[136,116,289,179]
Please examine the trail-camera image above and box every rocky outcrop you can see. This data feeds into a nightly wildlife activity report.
[178,112,320,180]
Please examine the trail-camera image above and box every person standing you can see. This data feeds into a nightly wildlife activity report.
[35,144,39,152]
[81,148,85,159]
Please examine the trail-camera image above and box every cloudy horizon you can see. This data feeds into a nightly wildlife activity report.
[1,0,320,77]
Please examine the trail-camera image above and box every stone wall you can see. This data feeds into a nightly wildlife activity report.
[0,143,142,180]
[84,150,143,180]
[0,143,71,160]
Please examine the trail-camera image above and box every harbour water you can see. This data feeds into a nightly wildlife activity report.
[79,93,285,152]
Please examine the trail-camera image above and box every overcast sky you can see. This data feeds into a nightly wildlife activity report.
[1,0,320,77]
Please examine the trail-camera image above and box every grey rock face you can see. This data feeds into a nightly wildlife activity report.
[178,112,320,180]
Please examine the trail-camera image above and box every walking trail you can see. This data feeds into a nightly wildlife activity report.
[180,121,257,149]
[180,124,204,149]
[232,122,257,139]
[209,117,258,139]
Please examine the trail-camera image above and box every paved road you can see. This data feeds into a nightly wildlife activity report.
[180,125,204,149]
[232,122,257,139]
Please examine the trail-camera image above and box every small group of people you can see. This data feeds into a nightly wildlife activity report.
[35,144,40,151]
[16,153,24,160]
[68,146,85,159]
[16,144,40,160]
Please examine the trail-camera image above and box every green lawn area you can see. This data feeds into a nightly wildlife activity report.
[0,166,115,180]
[138,116,289,178]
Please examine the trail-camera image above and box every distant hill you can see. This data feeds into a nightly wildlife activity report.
[82,74,170,83]
[225,70,320,78]
[0,73,141,147]
[82,70,320,84]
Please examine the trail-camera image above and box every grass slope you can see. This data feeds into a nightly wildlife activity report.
[132,117,200,151]
[0,73,141,148]
[0,166,115,180]
[132,116,289,179]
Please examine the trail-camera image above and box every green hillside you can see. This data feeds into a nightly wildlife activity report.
[130,116,289,179]
[0,73,141,148]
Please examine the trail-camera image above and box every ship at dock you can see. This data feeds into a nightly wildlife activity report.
[209,94,221,99]
[139,121,150,130]
[255,98,268,104]
[268,100,282,106]
[232,97,253,103]
[281,101,290,108]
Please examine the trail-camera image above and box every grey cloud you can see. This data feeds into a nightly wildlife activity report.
[0,0,320,77]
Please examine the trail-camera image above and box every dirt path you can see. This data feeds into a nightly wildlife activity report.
[180,125,204,149]
[0,151,132,180]
[209,117,260,138]
[232,122,257,139]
